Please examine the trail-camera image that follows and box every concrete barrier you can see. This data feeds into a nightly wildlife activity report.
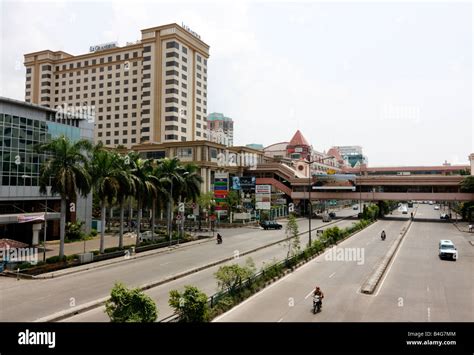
[360,220,412,294]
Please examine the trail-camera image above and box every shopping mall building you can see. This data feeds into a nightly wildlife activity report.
[0,96,93,244]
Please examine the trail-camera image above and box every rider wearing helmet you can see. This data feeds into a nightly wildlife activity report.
[313,286,324,305]
[381,230,386,240]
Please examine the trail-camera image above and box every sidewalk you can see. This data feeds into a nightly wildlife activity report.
[42,233,137,259]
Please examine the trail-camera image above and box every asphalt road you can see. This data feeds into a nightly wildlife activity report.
[0,208,356,321]
[215,204,473,322]
[62,213,358,321]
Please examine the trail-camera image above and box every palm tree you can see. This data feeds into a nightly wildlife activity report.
[91,148,124,254]
[116,153,136,248]
[37,135,92,259]
[129,153,159,246]
[179,163,203,203]
[154,157,185,243]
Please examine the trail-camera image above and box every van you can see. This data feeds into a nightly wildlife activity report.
[439,240,458,260]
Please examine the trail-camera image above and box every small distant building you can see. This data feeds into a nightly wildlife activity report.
[331,145,368,168]
[207,112,234,146]
[246,143,263,150]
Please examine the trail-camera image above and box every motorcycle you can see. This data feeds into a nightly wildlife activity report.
[313,295,322,314]
[381,234,386,241]
[217,234,223,244]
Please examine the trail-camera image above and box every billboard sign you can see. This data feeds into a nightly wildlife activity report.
[255,185,271,210]
[312,174,356,191]
[214,172,229,211]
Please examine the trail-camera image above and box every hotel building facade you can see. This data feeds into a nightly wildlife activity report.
[24,23,210,148]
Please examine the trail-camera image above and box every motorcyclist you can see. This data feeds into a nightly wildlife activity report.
[313,286,324,308]
[381,230,386,240]
[217,233,223,244]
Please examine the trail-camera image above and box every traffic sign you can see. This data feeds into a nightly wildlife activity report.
[176,214,182,220]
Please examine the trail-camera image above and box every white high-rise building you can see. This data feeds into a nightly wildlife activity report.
[24,23,210,148]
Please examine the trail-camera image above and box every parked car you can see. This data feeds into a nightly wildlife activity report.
[138,231,154,242]
[329,211,336,218]
[434,205,440,210]
[439,240,458,260]
[352,205,359,210]
[440,213,450,220]
[260,220,282,230]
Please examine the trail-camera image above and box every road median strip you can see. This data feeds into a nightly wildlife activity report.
[33,214,357,322]
[360,219,413,294]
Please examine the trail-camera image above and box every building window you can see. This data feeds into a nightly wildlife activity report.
[177,147,192,157]
[166,41,179,49]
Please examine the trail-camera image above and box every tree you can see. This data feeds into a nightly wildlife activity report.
[179,163,203,203]
[37,135,92,259]
[129,153,159,246]
[285,214,300,258]
[197,192,216,230]
[460,176,474,193]
[91,148,124,253]
[214,257,255,293]
[115,153,136,248]
[169,286,210,322]
[154,157,185,241]
[225,190,240,216]
[105,282,157,322]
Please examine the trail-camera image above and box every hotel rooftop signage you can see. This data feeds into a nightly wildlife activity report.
[181,22,201,40]
[89,42,118,53]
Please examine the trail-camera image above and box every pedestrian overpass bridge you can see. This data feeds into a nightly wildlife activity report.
[252,164,473,202]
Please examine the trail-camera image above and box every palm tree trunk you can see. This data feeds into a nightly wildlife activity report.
[59,198,67,259]
[128,199,133,232]
[136,197,141,247]
[100,203,106,254]
[119,203,124,249]
[151,199,156,242]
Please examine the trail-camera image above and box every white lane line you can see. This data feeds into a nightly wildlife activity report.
[278,317,284,322]
[427,286,430,292]
[214,219,380,321]
[305,290,314,299]
[427,307,431,322]
[372,221,413,297]
[329,272,336,278]
[160,262,171,266]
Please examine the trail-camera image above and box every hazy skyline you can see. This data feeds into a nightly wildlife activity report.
[0,0,472,166]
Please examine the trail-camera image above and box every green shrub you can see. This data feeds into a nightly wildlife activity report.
[169,286,210,322]
[66,254,78,262]
[18,262,32,270]
[46,255,67,264]
[105,282,157,323]
[65,221,86,242]
[89,229,98,237]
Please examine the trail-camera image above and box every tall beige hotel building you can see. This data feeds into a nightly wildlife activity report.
[24,23,210,147]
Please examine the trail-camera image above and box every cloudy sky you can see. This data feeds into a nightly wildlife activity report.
[0,0,472,166]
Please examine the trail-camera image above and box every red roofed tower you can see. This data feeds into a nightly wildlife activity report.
[287,130,312,160]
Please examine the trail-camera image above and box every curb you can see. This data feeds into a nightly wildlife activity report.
[35,215,357,322]
[32,237,215,279]
[29,214,356,280]
[360,219,412,294]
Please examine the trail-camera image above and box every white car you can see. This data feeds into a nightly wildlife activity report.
[439,240,458,261]
[434,205,440,210]
[429,201,433,205]
[138,231,154,242]
[352,205,359,210]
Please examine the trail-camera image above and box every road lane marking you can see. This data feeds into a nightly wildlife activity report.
[305,290,314,299]
[372,221,413,297]
[427,286,430,292]
[329,272,336,278]
[278,318,283,322]
[427,307,431,322]
[214,218,380,321]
